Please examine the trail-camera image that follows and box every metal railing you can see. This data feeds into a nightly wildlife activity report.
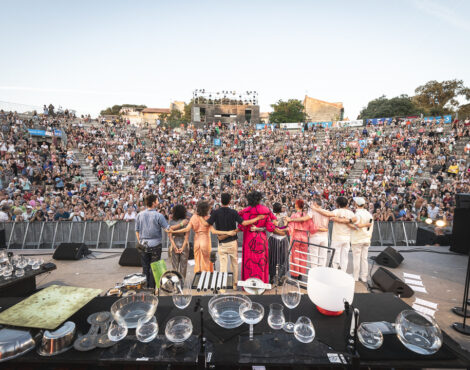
[0,220,432,250]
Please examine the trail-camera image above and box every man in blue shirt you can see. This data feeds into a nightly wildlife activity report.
[135,194,187,288]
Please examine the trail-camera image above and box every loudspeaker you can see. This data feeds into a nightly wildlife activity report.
[53,243,89,260]
[374,247,404,268]
[450,208,470,254]
[456,193,470,209]
[372,267,414,298]
[119,247,141,267]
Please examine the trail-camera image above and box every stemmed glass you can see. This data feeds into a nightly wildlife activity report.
[239,302,264,341]
[293,316,315,343]
[15,255,28,277]
[0,249,8,263]
[3,263,13,280]
[281,277,301,333]
[136,316,159,343]
[172,279,192,309]
[267,303,285,330]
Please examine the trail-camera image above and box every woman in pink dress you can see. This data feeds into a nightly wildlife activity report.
[239,191,276,283]
[288,199,316,280]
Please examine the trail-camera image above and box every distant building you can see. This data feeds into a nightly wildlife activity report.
[141,108,171,125]
[170,101,185,114]
[303,95,344,122]
[260,112,270,123]
[120,107,143,125]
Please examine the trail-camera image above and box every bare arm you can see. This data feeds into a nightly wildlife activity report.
[286,215,311,222]
[241,214,265,226]
[169,224,192,234]
[135,231,140,244]
[311,207,336,218]
[210,225,237,236]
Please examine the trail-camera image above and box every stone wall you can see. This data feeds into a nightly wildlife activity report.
[303,95,343,122]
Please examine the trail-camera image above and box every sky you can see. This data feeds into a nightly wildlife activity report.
[1,0,469,119]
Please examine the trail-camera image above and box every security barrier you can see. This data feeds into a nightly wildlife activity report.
[0,220,430,250]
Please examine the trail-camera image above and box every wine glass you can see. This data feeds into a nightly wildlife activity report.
[3,263,13,280]
[358,322,384,349]
[239,302,264,341]
[172,279,192,309]
[165,316,193,345]
[268,303,285,330]
[136,316,158,343]
[107,320,128,342]
[294,316,315,343]
[281,277,301,333]
[0,249,8,263]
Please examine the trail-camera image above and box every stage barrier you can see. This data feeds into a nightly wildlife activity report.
[0,220,431,251]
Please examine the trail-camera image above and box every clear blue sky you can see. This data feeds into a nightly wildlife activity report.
[1,0,469,118]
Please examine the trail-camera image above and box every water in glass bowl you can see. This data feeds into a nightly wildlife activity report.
[240,308,263,325]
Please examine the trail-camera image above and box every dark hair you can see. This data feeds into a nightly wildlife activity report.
[336,196,348,208]
[246,191,263,207]
[314,198,322,206]
[172,204,187,221]
[221,193,231,206]
[272,202,282,214]
[295,199,304,210]
[196,201,210,217]
[145,194,157,207]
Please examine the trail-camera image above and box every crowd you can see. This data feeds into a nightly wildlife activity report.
[0,108,469,229]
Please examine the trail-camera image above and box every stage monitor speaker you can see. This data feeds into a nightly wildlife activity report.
[119,247,141,267]
[450,208,470,254]
[455,193,470,209]
[374,246,404,268]
[372,267,414,298]
[53,243,89,260]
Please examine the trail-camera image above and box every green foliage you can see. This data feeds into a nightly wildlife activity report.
[99,104,146,116]
[458,103,470,119]
[358,95,421,119]
[182,100,193,123]
[167,109,183,128]
[269,99,307,123]
[413,79,470,116]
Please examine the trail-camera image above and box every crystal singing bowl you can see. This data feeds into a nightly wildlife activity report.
[395,310,443,355]
[208,295,252,329]
[110,293,158,329]
[307,267,354,315]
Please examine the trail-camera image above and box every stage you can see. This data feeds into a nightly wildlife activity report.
[7,245,470,355]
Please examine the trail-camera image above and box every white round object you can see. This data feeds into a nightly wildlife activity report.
[307,267,354,312]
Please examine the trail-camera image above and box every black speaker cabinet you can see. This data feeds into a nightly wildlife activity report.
[0,228,5,248]
[53,243,89,260]
[374,246,404,268]
[372,267,414,298]
[455,193,470,209]
[119,247,141,267]
[450,208,470,254]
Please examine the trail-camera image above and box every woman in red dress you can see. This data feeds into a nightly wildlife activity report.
[239,191,276,283]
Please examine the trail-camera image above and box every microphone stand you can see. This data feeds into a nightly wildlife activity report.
[194,298,207,369]
[344,301,360,370]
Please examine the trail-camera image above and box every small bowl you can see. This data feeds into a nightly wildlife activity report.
[208,295,252,329]
[37,321,76,356]
[111,293,158,329]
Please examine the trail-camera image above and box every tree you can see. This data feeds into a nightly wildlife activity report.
[99,104,146,116]
[413,79,470,116]
[182,100,193,124]
[458,103,470,120]
[269,99,307,123]
[358,95,421,119]
[167,109,183,128]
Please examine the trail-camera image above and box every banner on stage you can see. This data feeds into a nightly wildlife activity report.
[423,115,452,123]
[280,122,302,129]
[307,121,333,128]
[256,123,274,130]
[335,120,363,128]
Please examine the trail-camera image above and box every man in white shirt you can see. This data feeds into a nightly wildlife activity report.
[350,197,374,282]
[312,196,357,271]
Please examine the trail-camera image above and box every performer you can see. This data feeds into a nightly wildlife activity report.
[170,200,235,274]
[239,191,276,283]
[311,196,357,272]
[287,199,315,280]
[268,202,290,284]
[207,193,265,288]
[135,194,187,289]
[168,204,190,279]
[350,197,374,282]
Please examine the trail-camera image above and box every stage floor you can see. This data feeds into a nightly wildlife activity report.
[10,245,470,353]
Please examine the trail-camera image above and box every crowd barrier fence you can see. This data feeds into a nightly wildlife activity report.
[0,220,430,251]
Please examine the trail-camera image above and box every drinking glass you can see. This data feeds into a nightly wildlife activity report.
[15,268,25,277]
[293,316,315,343]
[268,303,285,330]
[32,259,41,270]
[172,280,192,309]
[358,322,384,349]
[107,320,128,342]
[136,316,158,343]
[17,255,28,269]
[3,263,13,279]
[0,249,8,263]
[239,302,264,341]
[281,277,301,333]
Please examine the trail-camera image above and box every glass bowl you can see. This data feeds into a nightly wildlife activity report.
[395,310,442,355]
[165,316,193,343]
[208,295,252,329]
[110,293,158,329]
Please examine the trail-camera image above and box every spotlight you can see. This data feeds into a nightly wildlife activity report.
[425,218,433,225]
[435,219,446,228]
